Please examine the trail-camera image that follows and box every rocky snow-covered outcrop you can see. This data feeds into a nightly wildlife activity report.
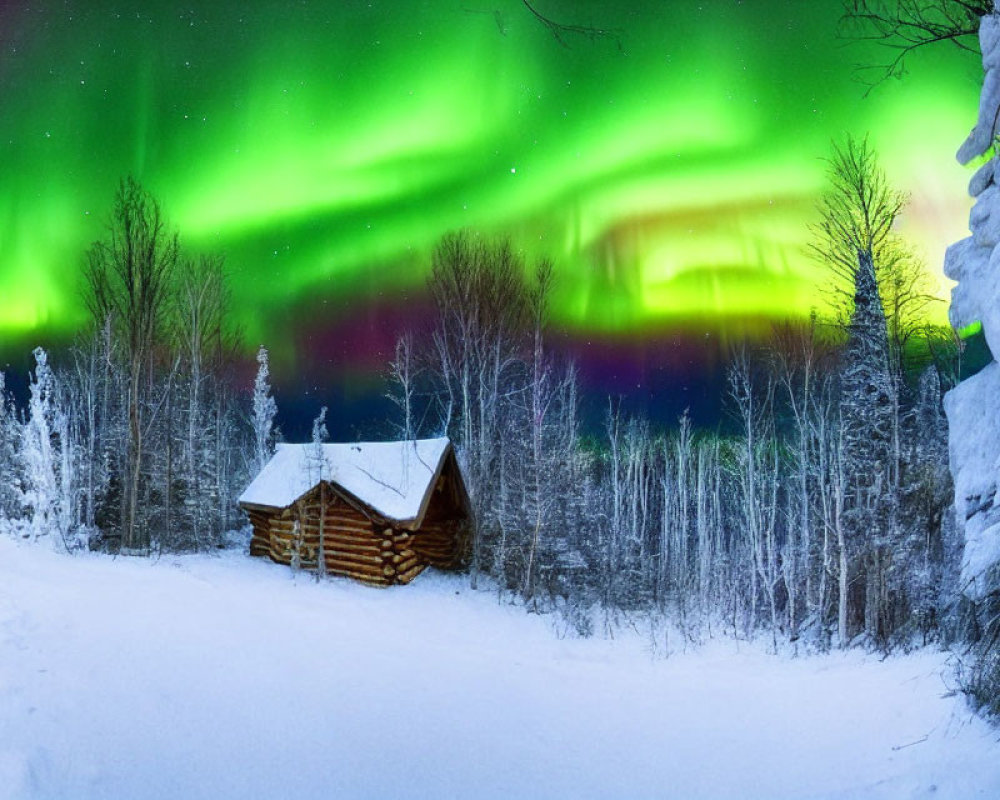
[944,3,1000,601]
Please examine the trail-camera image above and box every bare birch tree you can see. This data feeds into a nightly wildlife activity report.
[83,177,178,553]
[425,232,529,588]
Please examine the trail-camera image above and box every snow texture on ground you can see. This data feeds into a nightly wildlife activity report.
[1,538,998,800]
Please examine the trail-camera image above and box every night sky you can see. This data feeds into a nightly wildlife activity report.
[0,1,983,434]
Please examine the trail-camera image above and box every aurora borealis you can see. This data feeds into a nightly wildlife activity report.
[0,1,985,422]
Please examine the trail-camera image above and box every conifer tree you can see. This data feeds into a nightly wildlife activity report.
[308,407,328,580]
[20,348,76,547]
[814,138,903,645]
[841,249,897,643]
[841,250,893,486]
[0,373,21,525]
[252,345,278,475]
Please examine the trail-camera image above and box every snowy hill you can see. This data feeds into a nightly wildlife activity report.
[1,539,998,800]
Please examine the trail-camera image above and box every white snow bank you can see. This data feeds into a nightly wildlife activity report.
[969,157,995,197]
[958,66,1000,164]
[1,539,998,800]
[947,5,1000,604]
[945,237,993,331]
[238,437,451,523]
[946,363,1000,599]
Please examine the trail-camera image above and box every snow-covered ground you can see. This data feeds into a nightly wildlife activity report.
[1,538,998,800]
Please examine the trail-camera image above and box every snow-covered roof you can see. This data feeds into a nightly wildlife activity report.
[238,438,454,524]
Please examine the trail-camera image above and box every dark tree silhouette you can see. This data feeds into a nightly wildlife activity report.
[519,0,618,47]
[841,0,991,84]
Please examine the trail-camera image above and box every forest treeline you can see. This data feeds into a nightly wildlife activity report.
[0,177,248,554]
[0,141,970,656]
[376,138,964,652]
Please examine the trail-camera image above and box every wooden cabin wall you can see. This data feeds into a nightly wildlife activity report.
[245,455,471,585]
[246,490,428,586]
[247,509,272,558]
[410,457,469,569]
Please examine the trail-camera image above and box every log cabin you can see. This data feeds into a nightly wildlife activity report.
[238,437,470,586]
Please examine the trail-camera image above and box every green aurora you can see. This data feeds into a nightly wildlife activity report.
[0,1,983,369]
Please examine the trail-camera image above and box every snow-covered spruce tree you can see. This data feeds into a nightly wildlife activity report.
[20,347,78,548]
[840,0,989,651]
[307,406,328,580]
[811,138,905,647]
[841,249,897,645]
[252,344,278,476]
[0,372,22,527]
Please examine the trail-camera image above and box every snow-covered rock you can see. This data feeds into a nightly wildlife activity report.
[957,66,1000,164]
[970,184,1000,246]
[945,363,1000,597]
[982,11,1000,70]
[945,237,991,330]
[969,156,995,196]
[945,4,1000,602]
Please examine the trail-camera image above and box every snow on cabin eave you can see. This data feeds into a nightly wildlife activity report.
[237,437,457,529]
[297,478,418,530]
[239,483,380,525]
[239,500,281,514]
[342,438,456,528]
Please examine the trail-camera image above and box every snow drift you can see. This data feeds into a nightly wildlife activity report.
[1,539,998,800]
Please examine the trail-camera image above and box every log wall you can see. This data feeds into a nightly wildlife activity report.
[413,463,468,569]
[244,461,469,586]
[248,495,427,586]
[409,519,464,569]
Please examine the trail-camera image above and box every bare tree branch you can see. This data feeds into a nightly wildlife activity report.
[520,0,620,48]
[840,0,990,88]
